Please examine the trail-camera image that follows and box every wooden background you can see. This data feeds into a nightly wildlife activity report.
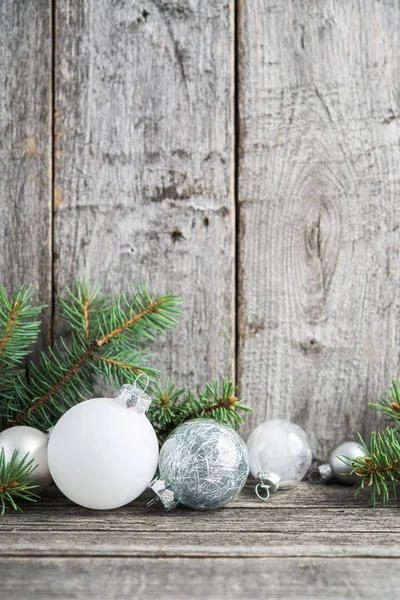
[1,0,400,459]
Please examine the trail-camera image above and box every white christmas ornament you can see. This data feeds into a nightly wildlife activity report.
[247,419,313,500]
[0,425,52,493]
[48,383,159,509]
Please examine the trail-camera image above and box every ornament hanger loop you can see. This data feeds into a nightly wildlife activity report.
[255,482,270,501]
[134,372,150,394]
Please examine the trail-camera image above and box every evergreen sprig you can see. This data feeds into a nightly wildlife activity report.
[342,429,400,506]
[1,282,181,431]
[0,285,43,423]
[149,378,251,442]
[369,379,400,424]
[0,448,40,515]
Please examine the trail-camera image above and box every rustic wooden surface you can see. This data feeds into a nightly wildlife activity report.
[0,0,52,343]
[53,0,235,386]
[1,482,400,598]
[238,0,400,456]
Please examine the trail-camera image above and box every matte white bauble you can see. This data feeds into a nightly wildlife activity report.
[0,425,52,493]
[247,419,313,499]
[48,384,159,509]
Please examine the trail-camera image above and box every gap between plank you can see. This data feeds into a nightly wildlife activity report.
[50,0,56,344]
[234,0,241,389]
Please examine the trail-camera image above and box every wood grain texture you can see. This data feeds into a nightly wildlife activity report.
[0,484,397,559]
[53,0,235,388]
[1,484,400,599]
[0,0,52,335]
[2,556,400,600]
[238,0,400,457]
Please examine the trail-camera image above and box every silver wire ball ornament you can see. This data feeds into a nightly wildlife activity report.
[149,419,249,510]
[0,426,52,493]
[309,441,366,485]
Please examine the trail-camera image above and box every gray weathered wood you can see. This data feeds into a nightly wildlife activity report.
[1,484,400,599]
[0,484,398,560]
[53,0,235,387]
[238,0,400,457]
[0,0,52,338]
[1,556,399,600]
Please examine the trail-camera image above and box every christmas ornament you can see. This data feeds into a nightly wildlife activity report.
[148,418,249,510]
[308,441,366,485]
[247,419,313,500]
[48,381,159,509]
[0,425,52,493]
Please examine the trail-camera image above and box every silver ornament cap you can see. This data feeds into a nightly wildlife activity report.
[148,478,179,510]
[0,426,52,493]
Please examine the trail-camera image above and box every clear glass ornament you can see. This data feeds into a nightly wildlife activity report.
[308,441,366,485]
[247,419,313,499]
[48,381,158,509]
[0,426,52,493]
[149,418,249,510]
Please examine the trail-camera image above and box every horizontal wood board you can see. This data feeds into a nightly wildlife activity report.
[1,484,400,599]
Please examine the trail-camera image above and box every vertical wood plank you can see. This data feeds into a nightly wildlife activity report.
[0,1,52,332]
[238,0,400,457]
[54,0,235,387]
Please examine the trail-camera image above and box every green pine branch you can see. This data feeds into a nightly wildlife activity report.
[149,378,251,443]
[342,429,400,506]
[369,379,400,425]
[2,282,181,431]
[0,448,40,515]
[0,285,43,428]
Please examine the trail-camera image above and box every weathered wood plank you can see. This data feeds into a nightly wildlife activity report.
[53,0,235,387]
[1,556,399,599]
[1,484,397,560]
[0,1,52,335]
[238,0,400,457]
[3,529,400,559]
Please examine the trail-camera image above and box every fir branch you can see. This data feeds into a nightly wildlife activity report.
[149,378,251,442]
[342,429,400,506]
[0,285,43,427]
[2,284,181,430]
[369,380,400,424]
[0,285,43,371]
[0,448,40,515]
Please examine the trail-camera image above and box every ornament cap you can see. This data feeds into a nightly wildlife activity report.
[148,477,178,511]
[255,470,280,501]
[115,381,151,414]
[308,462,333,483]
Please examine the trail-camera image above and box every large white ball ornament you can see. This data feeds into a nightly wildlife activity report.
[247,419,313,499]
[48,384,159,509]
[0,426,52,493]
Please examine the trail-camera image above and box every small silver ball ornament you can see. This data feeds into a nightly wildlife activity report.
[309,441,366,485]
[329,441,366,485]
[0,426,52,493]
[149,419,249,510]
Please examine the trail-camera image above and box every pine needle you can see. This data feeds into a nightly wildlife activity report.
[149,378,251,443]
[0,448,40,515]
[2,283,181,430]
[342,429,400,506]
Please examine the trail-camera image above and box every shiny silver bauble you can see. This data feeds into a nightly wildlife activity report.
[329,441,365,485]
[0,426,52,493]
